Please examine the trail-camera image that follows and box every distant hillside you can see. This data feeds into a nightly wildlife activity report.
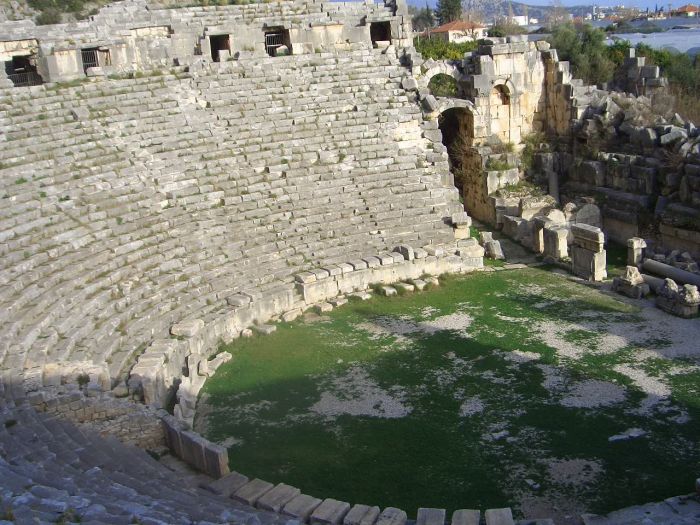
[408,0,595,24]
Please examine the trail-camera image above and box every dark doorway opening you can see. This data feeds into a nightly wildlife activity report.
[370,21,391,46]
[438,107,475,200]
[264,28,291,57]
[4,55,43,87]
[81,47,110,74]
[210,34,231,62]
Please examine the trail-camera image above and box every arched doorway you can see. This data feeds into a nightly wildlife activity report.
[438,107,474,202]
[490,84,511,144]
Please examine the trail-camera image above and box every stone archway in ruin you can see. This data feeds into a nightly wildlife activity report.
[438,106,475,202]
[419,61,463,92]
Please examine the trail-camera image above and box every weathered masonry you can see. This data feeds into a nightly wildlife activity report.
[0,0,411,84]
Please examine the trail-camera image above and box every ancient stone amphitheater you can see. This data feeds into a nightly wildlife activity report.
[1,0,699,523]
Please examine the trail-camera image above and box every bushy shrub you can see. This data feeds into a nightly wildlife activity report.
[414,37,478,61]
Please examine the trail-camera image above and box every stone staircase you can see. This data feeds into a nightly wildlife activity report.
[0,45,459,386]
[0,373,549,524]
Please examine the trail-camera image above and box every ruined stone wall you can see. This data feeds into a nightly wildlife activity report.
[0,0,412,83]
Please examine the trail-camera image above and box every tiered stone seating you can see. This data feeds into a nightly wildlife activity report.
[0,375,290,524]
[0,46,458,386]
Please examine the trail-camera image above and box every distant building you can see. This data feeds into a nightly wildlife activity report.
[428,20,487,43]
[675,4,699,16]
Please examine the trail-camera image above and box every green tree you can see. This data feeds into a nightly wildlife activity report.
[548,23,615,85]
[435,0,461,25]
[412,3,435,32]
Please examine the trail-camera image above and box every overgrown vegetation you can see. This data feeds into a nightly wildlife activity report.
[427,73,458,97]
[548,23,700,121]
[414,37,478,61]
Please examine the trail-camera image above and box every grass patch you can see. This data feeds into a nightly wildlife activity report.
[197,268,699,520]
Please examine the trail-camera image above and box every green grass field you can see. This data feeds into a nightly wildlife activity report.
[195,268,700,521]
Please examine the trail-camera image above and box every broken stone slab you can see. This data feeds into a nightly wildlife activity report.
[344,505,381,525]
[311,269,331,280]
[393,245,415,261]
[232,478,275,505]
[484,508,514,525]
[414,247,428,259]
[283,494,323,521]
[256,483,301,512]
[416,508,445,525]
[350,291,372,301]
[451,509,480,525]
[485,240,504,260]
[349,259,369,271]
[424,246,444,257]
[282,309,302,322]
[315,302,333,314]
[171,319,204,338]
[394,282,415,294]
[503,263,527,270]
[204,442,230,479]
[480,231,494,244]
[227,294,251,307]
[310,498,351,525]
[421,94,439,113]
[411,279,427,291]
[379,286,397,297]
[363,256,381,268]
[329,296,348,307]
[425,276,440,287]
[203,471,249,497]
[401,76,418,91]
[295,272,317,284]
[376,507,407,525]
[612,266,650,299]
[252,324,276,335]
[451,211,471,227]
[70,107,89,120]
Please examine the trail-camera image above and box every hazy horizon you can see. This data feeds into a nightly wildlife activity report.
[408,0,699,12]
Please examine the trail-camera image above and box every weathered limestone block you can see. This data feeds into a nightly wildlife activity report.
[416,508,446,525]
[502,215,530,244]
[310,498,351,525]
[256,483,301,512]
[171,318,204,338]
[484,508,514,525]
[283,494,323,521]
[543,225,569,261]
[344,505,381,525]
[656,279,700,318]
[627,237,647,266]
[572,246,607,281]
[204,471,249,497]
[233,478,275,506]
[393,244,415,261]
[485,240,505,260]
[203,441,230,479]
[451,509,481,525]
[571,223,605,253]
[376,507,407,525]
[574,203,602,228]
[612,266,650,299]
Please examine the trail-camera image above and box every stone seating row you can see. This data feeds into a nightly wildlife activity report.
[0,48,454,387]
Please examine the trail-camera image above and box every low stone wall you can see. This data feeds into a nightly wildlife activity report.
[131,243,484,426]
[25,386,165,450]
